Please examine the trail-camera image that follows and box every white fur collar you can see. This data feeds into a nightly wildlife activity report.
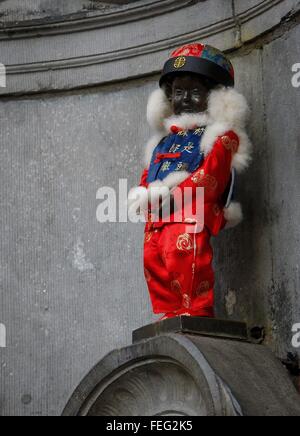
[145,86,252,173]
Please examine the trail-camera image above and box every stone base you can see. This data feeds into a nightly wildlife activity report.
[132,316,249,344]
[63,331,300,416]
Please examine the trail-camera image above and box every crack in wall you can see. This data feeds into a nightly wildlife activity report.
[230,7,300,58]
[231,0,243,48]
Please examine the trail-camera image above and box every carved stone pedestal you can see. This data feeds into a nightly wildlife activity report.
[63,317,300,416]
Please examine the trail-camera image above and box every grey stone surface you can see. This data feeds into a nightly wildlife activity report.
[214,49,270,330]
[0,79,157,416]
[213,24,300,361]
[63,334,300,416]
[132,316,249,343]
[0,0,299,417]
[2,0,298,96]
[0,0,127,22]
[261,24,300,357]
[0,0,235,96]
[240,0,300,42]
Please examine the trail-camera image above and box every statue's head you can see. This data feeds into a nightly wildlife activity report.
[166,72,214,115]
[159,43,235,116]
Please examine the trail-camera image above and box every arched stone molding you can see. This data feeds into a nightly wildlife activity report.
[0,0,299,95]
[63,334,242,416]
[63,333,300,416]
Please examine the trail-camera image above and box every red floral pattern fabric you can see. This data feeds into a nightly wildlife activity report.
[139,130,240,318]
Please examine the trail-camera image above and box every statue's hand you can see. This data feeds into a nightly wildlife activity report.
[148,181,170,210]
[127,186,148,218]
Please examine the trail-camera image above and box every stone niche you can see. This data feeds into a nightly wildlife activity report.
[0,0,299,418]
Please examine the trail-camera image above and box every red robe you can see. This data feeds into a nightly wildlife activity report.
[139,130,240,320]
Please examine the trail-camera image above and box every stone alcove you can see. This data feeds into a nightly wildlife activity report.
[0,0,299,416]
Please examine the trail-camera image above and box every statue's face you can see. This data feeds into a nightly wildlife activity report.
[171,74,210,115]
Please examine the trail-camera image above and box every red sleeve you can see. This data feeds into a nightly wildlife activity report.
[177,131,239,198]
[139,168,149,188]
[173,131,239,234]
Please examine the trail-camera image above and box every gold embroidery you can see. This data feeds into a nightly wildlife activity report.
[174,56,186,69]
[183,143,194,153]
[182,294,191,309]
[194,127,206,136]
[176,234,194,252]
[177,130,188,137]
[169,144,181,153]
[161,161,171,172]
[191,171,218,191]
[222,135,239,153]
[221,135,231,148]
[191,172,200,185]
[144,232,153,243]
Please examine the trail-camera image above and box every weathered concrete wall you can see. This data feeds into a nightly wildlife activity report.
[0,0,129,22]
[0,0,299,416]
[0,79,156,416]
[215,23,300,361]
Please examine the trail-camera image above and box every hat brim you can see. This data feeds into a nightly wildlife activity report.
[159,56,234,88]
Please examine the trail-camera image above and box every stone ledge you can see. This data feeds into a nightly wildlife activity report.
[132,316,249,343]
[0,0,195,38]
[1,0,299,96]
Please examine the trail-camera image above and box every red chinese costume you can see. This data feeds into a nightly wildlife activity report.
[128,44,252,320]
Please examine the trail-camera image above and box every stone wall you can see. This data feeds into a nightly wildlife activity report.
[0,1,130,22]
[0,0,299,416]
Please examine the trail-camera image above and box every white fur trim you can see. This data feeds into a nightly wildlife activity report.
[162,171,190,189]
[145,171,190,209]
[232,128,253,173]
[145,133,166,167]
[224,202,243,229]
[206,87,252,173]
[201,122,231,156]
[148,180,165,190]
[201,123,252,173]
[147,88,172,131]
[208,87,250,128]
[164,113,209,133]
[145,86,252,174]
[147,86,250,132]
[147,171,190,196]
